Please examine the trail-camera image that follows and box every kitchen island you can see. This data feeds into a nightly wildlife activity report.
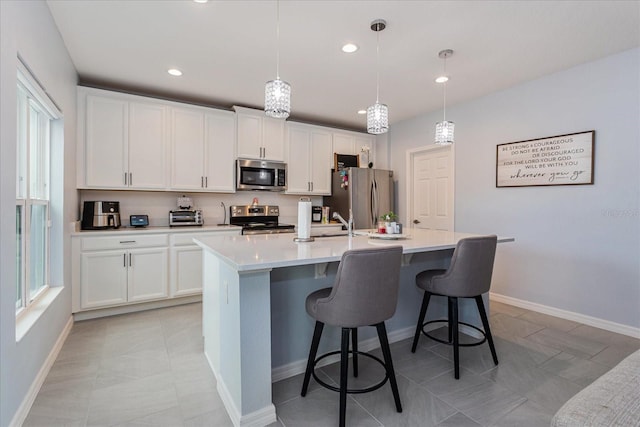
[194,229,513,427]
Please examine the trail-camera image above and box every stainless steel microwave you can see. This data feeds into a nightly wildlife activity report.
[236,159,287,191]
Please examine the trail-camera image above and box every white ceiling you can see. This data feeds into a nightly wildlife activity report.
[47,0,639,131]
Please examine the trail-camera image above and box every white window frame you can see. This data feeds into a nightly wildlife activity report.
[16,62,60,317]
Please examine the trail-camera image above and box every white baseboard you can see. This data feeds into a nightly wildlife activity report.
[490,292,640,339]
[73,295,202,321]
[10,316,74,427]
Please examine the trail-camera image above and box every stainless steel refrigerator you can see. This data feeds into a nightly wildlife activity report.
[323,168,394,230]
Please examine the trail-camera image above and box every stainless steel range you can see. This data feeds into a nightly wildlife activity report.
[229,205,295,235]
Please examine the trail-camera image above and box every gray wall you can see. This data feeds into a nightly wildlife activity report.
[389,48,640,329]
[0,1,77,425]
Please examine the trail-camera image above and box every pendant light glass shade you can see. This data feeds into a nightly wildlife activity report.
[435,120,454,144]
[265,78,291,119]
[435,49,454,145]
[367,103,388,134]
[367,19,388,135]
[265,0,290,119]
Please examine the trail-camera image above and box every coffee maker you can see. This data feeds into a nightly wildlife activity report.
[81,201,121,230]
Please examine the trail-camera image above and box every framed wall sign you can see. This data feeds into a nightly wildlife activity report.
[496,131,594,187]
[334,153,359,171]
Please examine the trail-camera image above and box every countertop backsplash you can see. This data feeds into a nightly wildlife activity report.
[79,190,324,227]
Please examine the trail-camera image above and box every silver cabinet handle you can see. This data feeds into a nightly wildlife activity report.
[119,240,136,244]
[124,172,128,186]
[123,253,126,267]
[311,182,313,192]
[129,172,132,186]
[205,176,208,188]
[129,253,132,267]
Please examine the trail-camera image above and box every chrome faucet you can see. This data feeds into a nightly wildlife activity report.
[333,210,354,237]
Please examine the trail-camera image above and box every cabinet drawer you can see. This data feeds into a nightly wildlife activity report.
[81,234,169,251]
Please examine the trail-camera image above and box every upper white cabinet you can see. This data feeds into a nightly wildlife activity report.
[286,122,332,195]
[78,88,168,189]
[235,106,285,161]
[332,130,375,168]
[170,106,235,192]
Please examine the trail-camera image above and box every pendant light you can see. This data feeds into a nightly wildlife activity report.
[435,49,454,145]
[367,19,388,135]
[265,0,291,119]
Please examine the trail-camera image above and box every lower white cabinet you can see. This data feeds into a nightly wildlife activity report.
[73,233,169,311]
[80,247,168,309]
[72,229,241,314]
[169,230,239,297]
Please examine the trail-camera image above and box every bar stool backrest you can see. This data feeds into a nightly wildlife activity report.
[431,236,498,297]
[314,246,402,328]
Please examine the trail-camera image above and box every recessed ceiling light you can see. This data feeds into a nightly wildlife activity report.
[193,0,208,3]
[342,43,359,53]
[435,75,449,83]
[357,110,367,115]
[168,69,183,76]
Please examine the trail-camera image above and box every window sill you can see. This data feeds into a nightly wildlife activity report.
[16,286,64,342]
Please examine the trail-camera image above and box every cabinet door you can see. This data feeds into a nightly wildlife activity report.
[286,126,311,194]
[85,95,128,188]
[262,116,285,161]
[170,108,205,190]
[129,102,167,189]
[204,111,236,192]
[127,248,169,302]
[171,246,202,297]
[310,129,333,195]
[80,250,128,309]
[236,113,262,159]
[332,132,356,156]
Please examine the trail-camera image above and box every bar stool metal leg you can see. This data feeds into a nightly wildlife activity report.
[301,321,324,396]
[339,328,350,427]
[475,296,499,365]
[448,297,454,343]
[376,322,403,413]
[411,292,431,352]
[351,328,358,377]
[451,297,460,379]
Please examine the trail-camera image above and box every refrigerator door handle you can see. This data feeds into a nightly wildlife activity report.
[371,178,379,226]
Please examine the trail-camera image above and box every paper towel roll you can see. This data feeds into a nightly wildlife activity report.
[297,198,312,240]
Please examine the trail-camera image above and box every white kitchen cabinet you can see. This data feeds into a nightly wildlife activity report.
[286,122,332,195]
[74,234,169,311]
[332,130,375,168]
[169,230,239,297]
[80,250,128,308]
[235,106,285,161]
[80,88,167,189]
[170,106,236,192]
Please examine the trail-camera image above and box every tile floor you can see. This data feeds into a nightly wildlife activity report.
[24,301,639,426]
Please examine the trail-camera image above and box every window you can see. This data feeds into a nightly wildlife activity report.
[15,65,57,315]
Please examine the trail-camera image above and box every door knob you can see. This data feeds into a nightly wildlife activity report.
[413,219,420,224]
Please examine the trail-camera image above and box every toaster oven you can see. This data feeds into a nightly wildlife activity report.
[169,210,203,227]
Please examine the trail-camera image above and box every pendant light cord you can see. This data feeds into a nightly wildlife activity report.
[442,55,447,121]
[375,23,380,103]
[276,0,280,79]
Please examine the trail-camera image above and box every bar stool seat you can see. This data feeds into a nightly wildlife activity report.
[301,246,403,427]
[411,235,499,379]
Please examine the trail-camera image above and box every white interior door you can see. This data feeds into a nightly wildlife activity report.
[408,145,454,231]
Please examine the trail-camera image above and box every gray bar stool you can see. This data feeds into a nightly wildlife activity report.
[301,246,403,427]
[411,235,499,379]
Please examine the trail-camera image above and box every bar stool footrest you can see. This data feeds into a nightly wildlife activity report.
[312,350,389,394]
[421,320,488,347]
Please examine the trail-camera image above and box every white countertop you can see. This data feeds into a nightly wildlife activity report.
[71,224,241,236]
[194,229,514,272]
